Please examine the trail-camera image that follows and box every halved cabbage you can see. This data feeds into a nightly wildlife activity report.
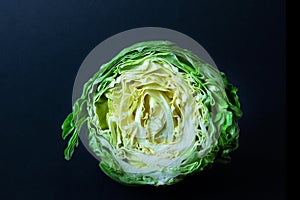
[61,41,242,186]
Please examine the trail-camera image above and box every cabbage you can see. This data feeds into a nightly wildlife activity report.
[61,41,242,186]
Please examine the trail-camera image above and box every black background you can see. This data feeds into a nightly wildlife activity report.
[0,0,286,199]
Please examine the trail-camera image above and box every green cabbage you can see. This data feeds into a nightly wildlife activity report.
[61,41,242,186]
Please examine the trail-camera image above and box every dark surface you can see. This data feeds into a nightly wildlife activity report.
[0,0,286,199]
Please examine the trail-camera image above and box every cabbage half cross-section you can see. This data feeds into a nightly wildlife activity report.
[61,41,242,186]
